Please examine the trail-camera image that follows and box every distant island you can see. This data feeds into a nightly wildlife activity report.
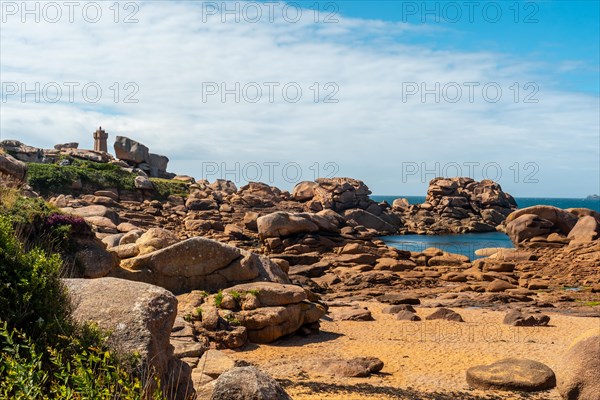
[586,194,600,200]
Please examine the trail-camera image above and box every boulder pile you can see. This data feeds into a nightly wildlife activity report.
[397,177,517,234]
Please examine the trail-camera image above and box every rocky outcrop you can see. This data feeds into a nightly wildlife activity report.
[0,152,28,182]
[311,356,384,377]
[506,206,598,247]
[399,177,517,234]
[114,136,170,178]
[176,282,325,347]
[568,216,600,244]
[114,136,150,164]
[233,182,287,208]
[112,236,289,293]
[217,282,325,343]
[557,330,600,400]
[308,177,373,211]
[0,140,43,163]
[64,278,194,399]
[291,181,318,201]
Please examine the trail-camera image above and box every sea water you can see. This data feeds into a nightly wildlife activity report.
[372,195,600,260]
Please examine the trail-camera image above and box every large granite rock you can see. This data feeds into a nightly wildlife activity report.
[0,152,28,182]
[60,205,120,225]
[342,208,397,233]
[209,179,237,194]
[114,136,150,164]
[210,366,292,400]
[291,181,318,201]
[506,214,555,244]
[233,182,285,208]
[557,330,600,400]
[506,206,595,247]
[568,216,600,244]
[64,278,193,398]
[311,177,372,212]
[219,282,325,343]
[148,153,169,178]
[257,211,338,240]
[115,237,289,293]
[74,238,118,278]
[136,227,179,255]
[0,140,43,163]
[507,206,578,235]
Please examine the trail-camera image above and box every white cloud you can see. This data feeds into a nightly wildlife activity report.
[0,0,598,197]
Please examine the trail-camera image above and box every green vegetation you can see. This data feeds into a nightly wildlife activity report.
[0,192,163,398]
[0,190,88,256]
[149,178,190,198]
[577,301,600,307]
[26,158,190,200]
[229,290,242,301]
[223,313,241,326]
[27,159,136,195]
[214,290,224,308]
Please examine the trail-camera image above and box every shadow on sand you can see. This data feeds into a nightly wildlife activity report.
[276,379,550,400]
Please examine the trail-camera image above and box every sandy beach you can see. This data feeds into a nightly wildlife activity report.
[224,303,600,400]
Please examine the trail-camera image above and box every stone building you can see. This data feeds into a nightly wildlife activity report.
[93,126,108,153]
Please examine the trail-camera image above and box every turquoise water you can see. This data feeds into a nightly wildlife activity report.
[384,231,513,260]
[373,196,600,260]
[372,196,600,212]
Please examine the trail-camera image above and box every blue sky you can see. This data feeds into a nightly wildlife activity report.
[1,0,598,197]
[324,0,600,94]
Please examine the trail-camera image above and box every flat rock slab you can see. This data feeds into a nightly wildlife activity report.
[312,356,384,377]
[196,349,235,379]
[377,294,420,305]
[329,306,373,321]
[466,358,556,392]
[382,304,416,314]
[224,282,306,307]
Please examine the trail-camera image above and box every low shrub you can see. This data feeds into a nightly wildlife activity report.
[149,178,190,199]
[27,159,136,195]
[0,214,164,398]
